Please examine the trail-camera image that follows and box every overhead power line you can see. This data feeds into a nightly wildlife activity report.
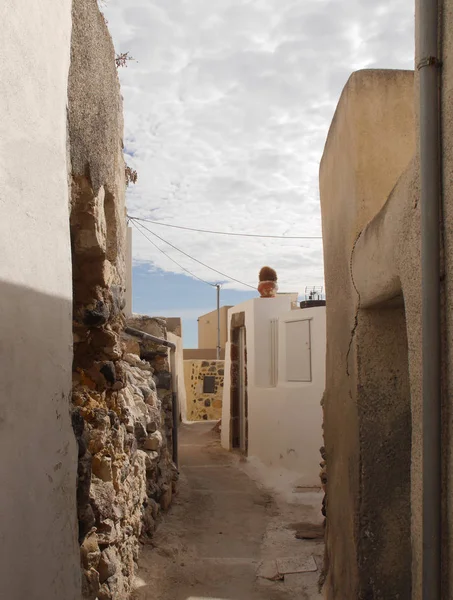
[127,214,322,240]
[130,220,215,287]
[132,218,256,290]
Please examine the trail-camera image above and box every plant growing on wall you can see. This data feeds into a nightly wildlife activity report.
[258,266,278,298]
[125,164,138,187]
[115,52,135,68]
[98,3,138,190]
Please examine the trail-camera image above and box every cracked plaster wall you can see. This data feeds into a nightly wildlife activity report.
[319,69,416,599]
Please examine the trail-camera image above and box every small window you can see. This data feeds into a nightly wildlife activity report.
[203,376,216,394]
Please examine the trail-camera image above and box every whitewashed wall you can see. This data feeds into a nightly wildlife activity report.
[0,2,80,598]
[222,299,325,486]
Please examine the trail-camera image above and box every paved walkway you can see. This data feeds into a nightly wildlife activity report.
[133,422,324,600]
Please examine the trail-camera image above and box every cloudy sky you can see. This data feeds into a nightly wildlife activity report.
[103,0,414,346]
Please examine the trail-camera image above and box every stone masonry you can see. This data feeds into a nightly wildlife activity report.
[183,359,224,421]
[68,2,177,598]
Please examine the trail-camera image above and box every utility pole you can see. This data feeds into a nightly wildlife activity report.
[216,284,221,360]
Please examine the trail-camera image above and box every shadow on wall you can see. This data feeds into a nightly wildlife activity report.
[0,280,79,599]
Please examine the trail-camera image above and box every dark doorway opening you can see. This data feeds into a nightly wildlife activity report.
[229,313,248,454]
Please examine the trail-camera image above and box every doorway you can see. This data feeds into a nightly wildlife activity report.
[230,313,248,454]
[238,326,247,453]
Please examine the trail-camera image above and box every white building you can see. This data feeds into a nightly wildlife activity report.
[221,297,325,487]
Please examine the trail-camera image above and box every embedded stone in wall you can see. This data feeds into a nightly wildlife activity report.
[126,315,175,452]
[68,3,178,597]
[183,360,224,421]
[72,342,177,599]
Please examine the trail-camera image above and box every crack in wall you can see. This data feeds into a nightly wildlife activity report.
[346,230,363,377]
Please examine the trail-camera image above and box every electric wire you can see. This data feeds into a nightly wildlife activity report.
[133,218,255,289]
[131,218,256,289]
[127,214,322,240]
[130,219,216,287]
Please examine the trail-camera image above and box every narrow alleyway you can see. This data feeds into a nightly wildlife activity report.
[133,422,324,600]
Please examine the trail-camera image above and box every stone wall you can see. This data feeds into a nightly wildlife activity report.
[68,2,177,598]
[183,360,224,421]
[126,315,176,454]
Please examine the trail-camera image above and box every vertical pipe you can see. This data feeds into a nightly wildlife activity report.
[216,284,221,360]
[170,349,178,468]
[419,0,441,596]
[172,390,178,468]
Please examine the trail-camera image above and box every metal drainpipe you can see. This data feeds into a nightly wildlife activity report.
[216,284,221,360]
[169,350,179,469]
[125,326,179,468]
[419,0,442,596]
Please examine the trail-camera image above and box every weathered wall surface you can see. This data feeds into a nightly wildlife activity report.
[321,0,453,600]
[126,315,177,454]
[319,69,416,598]
[0,2,80,598]
[68,3,177,598]
[442,1,453,595]
[184,360,224,421]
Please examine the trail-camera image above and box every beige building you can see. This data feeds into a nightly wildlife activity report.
[184,360,224,421]
[319,1,453,598]
[183,306,232,361]
[183,307,231,420]
[197,306,232,350]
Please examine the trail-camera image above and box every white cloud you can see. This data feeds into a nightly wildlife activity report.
[104,0,414,293]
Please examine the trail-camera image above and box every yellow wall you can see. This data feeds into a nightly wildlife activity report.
[198,306,232,349]
[183,360,224,421]
[183,348,225,360]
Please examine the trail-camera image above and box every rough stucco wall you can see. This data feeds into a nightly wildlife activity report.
[357,4,453,594]
[0,1,80,598]
[442,1,453,596]
[351,160,423,597]
[319,69,415,599]
[184,360,224,421]
[69,0,126,297]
